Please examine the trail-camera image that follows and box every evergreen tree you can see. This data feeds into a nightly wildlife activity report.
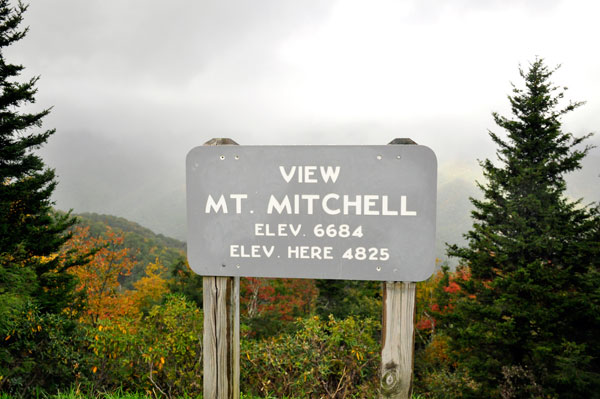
[0,0,77,313]
[0,2,86,394]
[444,59,600,398]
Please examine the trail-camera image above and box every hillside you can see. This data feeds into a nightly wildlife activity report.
[74,212,186,287]
[61,152,597,273]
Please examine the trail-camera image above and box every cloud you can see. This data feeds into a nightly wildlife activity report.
[7,0,598,241]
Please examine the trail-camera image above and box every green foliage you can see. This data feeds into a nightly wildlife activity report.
[0,0,80,313]
[0,2,90,395]
[88,295,203,397]
[167,257,203,308]
[0,301,88,397]
[443,58,600,398]
[49,391,151,399]
[241,315,380,398]
[0,392,287,399]
[87,318,140,392]
[315,279,381,320]
[138,295,203,397]
[415,368,478,399]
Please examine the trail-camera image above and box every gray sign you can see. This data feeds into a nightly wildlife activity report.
[186,145,437,281]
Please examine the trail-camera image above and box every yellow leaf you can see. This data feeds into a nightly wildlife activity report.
[4,335,10,341]
[160,357,165,364]
[37,325,42,331]
[94,335,99,341]
[92,366,97,373]
[98,325,103,331]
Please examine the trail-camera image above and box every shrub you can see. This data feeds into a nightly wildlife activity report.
[87,295,203,398]
[138,295,203,398]
[0,300,87,397]
[241,315,380,398]
[415,368,478,399]
[87,317,142,392]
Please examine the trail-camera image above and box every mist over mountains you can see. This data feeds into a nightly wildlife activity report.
[44,132,599,266]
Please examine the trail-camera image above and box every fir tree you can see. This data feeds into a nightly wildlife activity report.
[445,59,600,398]
[0,0,77,313]
[0,2,87,394]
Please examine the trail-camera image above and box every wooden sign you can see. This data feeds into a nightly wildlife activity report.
[186,145,437,281]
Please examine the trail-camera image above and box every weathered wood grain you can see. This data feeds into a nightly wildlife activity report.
[203,138,240,399]
[381,138,418,399]
[381,281,416,398]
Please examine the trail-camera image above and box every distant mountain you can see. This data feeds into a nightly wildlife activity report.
[75,212,186,287]
[434,153,599,268]
[52,152,598,273]
[434,163,481,267]
[71,167,479,271]
[62,167,495,271]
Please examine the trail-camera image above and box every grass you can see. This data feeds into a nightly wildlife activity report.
[0,388,425,399]
[0,389,284,399]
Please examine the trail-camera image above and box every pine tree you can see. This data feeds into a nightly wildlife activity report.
[445,59,600,398]
[0,2,87,394]
[0,1,78,312]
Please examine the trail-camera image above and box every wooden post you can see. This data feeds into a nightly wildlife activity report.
[203,138,240,399]
[380,138,418,399]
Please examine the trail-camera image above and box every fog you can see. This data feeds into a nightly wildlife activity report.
[7,0,599,258]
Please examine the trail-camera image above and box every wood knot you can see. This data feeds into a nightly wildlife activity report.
[380,367,400,396]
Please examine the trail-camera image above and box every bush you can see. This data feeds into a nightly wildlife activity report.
[87,317,141,392]
[88,295,203,398]
[138,295,203,398]
[415,368,478,399]
[241,315,380,398]
[0,300,88,397]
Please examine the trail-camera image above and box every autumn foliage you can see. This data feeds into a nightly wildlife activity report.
[60,226,170,325]
[414,266,471,333]
[62,227,135,323]
[241,277,317,321]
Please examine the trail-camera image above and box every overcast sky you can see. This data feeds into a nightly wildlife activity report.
[8,0,600,238]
